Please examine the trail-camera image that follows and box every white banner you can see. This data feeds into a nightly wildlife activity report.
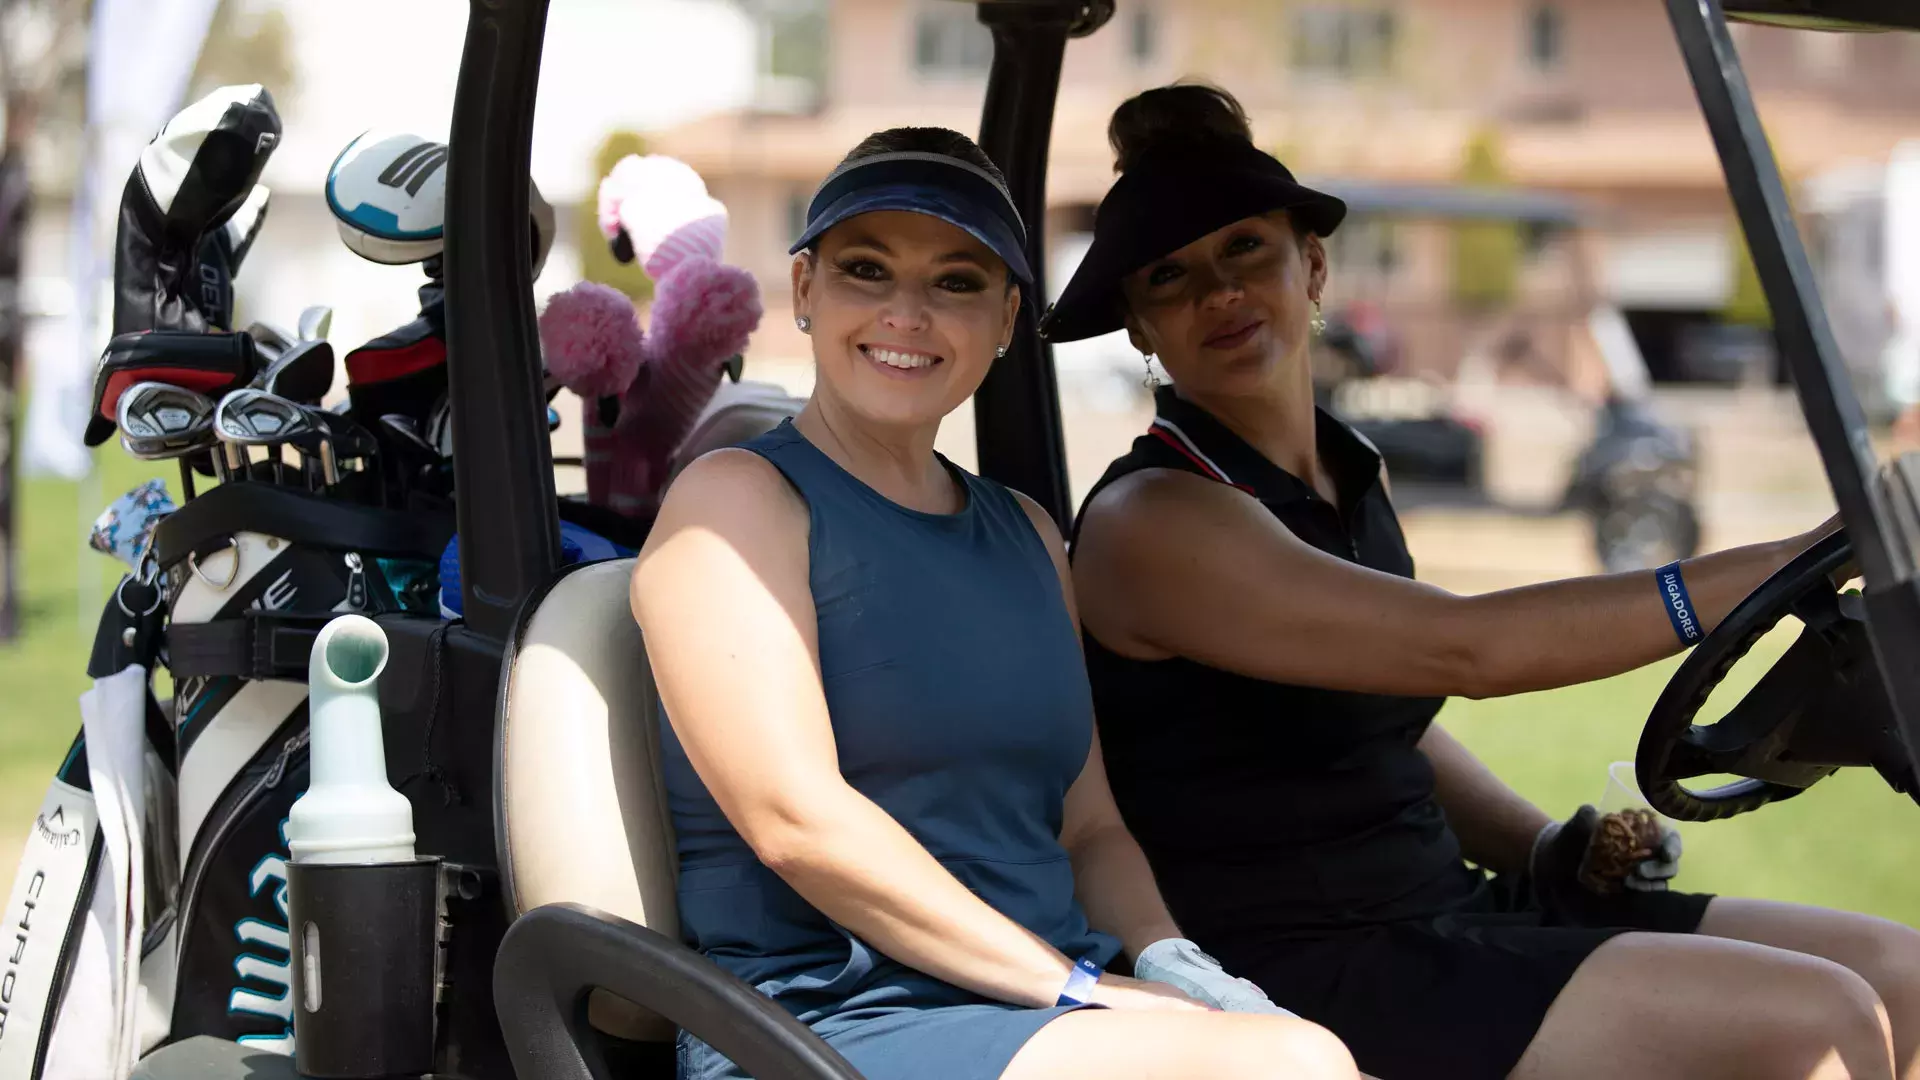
[20,0,221,479]
[1884,140,1920,411]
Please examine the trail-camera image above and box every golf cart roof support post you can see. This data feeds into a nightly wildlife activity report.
[444,0,563,642]
[1664,0,1920,762]
[971,1,1078,528]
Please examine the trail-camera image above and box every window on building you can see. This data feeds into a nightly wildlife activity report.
[1129,6,1158,65]
[1290,6,1399,78]
[1327,219,1400,278]
[1526,5,1563,73]
[786,190,811,245]
[749,0,828,111]
[914,3,995,76]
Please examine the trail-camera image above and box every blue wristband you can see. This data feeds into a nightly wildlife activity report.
[1655,561,1702,645]
[1056,956,1103,1007]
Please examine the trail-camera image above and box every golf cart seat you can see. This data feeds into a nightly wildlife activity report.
[492,424,861,1078]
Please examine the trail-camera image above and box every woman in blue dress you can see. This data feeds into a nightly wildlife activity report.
[629,127,1359,1080]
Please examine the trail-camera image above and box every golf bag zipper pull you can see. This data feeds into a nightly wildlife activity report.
[345,553,368,611]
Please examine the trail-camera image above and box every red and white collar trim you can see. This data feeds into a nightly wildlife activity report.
[1149,417,1254,493]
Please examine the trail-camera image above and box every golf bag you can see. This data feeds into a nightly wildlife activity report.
[0,84,446,1080]
[1,487,447,1080]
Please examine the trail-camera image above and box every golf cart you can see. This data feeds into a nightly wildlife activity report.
[107,1,1920,1078]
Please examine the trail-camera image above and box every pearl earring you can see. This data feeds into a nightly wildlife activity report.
[796,315,811,332]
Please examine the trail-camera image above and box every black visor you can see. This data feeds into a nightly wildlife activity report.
[1040,143,1346,343]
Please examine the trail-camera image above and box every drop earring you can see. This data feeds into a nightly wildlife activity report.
[796,315,811,332]
[1141,353,1160,389]
[1309,301,1326,337]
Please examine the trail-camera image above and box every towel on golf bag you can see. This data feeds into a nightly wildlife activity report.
[0,664,167,1080]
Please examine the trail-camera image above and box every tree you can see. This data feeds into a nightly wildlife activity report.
[1449,128,1524,311]
[580,130,654,302]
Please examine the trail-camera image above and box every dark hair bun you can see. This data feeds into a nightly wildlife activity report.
[1108,83,1254,173]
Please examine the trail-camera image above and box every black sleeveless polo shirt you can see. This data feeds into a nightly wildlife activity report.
[1070,386,1481,944]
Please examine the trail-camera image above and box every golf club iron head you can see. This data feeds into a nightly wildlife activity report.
[216,387,321,485]
[379,413,436,455]
[116,381,218,459]
[244,319,297,360]
[298,305,333,342]
[254,338,335,405]
[216,388,317,446]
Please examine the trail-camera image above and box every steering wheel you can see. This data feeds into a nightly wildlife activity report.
[1637,529,1915,822]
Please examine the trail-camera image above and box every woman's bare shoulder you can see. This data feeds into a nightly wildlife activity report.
[1077,465,1250,551]
[650,448,807,540]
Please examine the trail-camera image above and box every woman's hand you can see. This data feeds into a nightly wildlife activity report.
[1087,972,1217,1013]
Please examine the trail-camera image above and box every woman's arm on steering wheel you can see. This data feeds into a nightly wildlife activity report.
[1072,468,1836,700]
[633,450,1090,1010]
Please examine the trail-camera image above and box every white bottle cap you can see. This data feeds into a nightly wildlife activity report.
[286,614,416,864]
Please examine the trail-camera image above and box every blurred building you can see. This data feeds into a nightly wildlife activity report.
[650,0,1920,400]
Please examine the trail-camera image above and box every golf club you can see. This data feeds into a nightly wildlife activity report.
[298,305,333,342]
[215,387,320,486]
[116,381,222,498]
[252,338,335,405]
[307,410,379,492]
[244,319,297,361]
[376,412,445,506]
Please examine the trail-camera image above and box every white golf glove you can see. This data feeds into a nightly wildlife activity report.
[1133,938,1296,1017]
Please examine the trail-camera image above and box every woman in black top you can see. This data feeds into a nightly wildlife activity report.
[1049,83,1920,1080]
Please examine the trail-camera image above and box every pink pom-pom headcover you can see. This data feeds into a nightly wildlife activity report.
[538,281,646,399]
[599,154,729,278]
[647,258,762,368]
[596,155,650,243]
[567,152,765,520]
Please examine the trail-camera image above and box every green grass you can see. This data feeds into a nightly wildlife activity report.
[1441,627,1920,927]
[2,451,175,838]
[4,456,1916,928]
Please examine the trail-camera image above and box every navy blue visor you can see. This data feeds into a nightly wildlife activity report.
[790,152,1033,286]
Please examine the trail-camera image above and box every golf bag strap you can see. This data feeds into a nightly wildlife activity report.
[88,576,166,679]
[152,483,455,569]
[168,610,336,681]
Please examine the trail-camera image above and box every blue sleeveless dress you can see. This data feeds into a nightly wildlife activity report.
[660,420,1123,1080]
